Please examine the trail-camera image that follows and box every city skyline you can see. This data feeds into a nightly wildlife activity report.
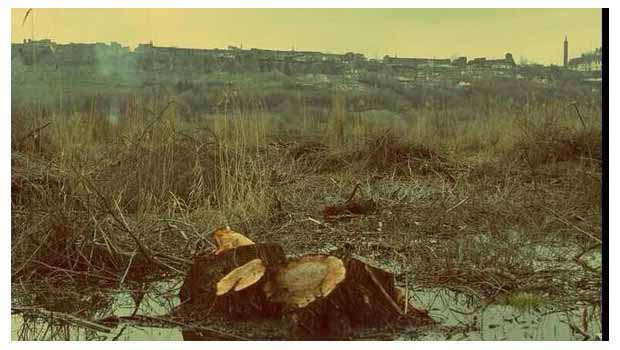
[12,8,602,65]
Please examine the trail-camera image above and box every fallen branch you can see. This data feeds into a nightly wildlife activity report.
[364,264,403,315]
[70,165,170,271]
[101,314,251,340]
[446,196,470,213]
[346,182,362,203]
[32,260,119,282]
[563,319,591,340]
[301,217,323,226]
[541,206,601,243]
[12,306,114,333]
[119,250,137,286]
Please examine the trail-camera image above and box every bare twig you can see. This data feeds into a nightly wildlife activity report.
[541,206,601,243]
[364,264,403,315]
[446,196,470,213]
[70,165,163,269]
[107,314,250,340]
[119,249,137,287]
[563,319,591,340]
[569,101,587,129]
[12,306,114,333]
[32,260,119,282]
[346,182,362,203]
[16,122,51,145]
[302,217,323,225]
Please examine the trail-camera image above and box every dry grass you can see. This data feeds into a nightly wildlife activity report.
[11,94,602,319]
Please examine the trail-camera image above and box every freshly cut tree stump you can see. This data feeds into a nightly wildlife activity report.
[179,243,287,320]
[265,253,433,340]
[179,238,433,340]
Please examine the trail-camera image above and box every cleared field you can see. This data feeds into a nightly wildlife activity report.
[11,80,602,339]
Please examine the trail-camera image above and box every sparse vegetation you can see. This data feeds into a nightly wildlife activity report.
[11,71,602,340]
[503,292,545,312]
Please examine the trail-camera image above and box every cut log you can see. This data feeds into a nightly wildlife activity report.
[323,199,378,221]
[179,243,286,320]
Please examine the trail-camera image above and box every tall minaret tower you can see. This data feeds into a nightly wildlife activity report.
[563,35,569,67]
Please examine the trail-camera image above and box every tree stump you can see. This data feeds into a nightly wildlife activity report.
[265,253,433,339]
[178,239,433,340]
[179,243,287,320]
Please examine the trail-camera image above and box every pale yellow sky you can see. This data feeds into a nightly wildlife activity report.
[11,8,602,65]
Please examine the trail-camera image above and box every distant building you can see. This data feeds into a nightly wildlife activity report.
[13,37,539,78]
[468,53,515,69]
[13,39,56,65]
[383,55,451,68]
[451,56,467,67]
[567,47,602,72]
[488,53,516,69]
[468,57,487,66]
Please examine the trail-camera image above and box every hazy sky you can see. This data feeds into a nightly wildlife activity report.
[11,8,602,65]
